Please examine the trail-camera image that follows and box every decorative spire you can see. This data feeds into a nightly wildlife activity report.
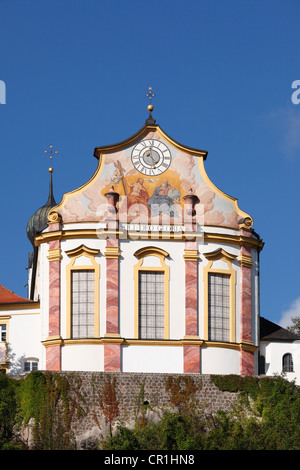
[26,145,58,246]
[145,86,156,125]
[44,145,58,206]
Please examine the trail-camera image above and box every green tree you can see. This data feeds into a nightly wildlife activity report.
[287,315,300,335]
[0,374,18,448]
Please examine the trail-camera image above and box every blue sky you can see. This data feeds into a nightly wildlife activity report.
[0,0,300,327]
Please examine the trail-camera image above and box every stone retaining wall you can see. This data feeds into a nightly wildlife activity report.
[50,372,240,449]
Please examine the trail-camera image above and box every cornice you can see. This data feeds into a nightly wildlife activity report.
[65,244,100,258]
[93,123,208,160]
[0,302,40,312]
[34,228,264,250]
[41,336,258,352]
[204,248,237,262]
[104,246,121,259]
[183,249,199,261]
[47,248,62,262]
[134,246,169,260]
[239,254,253,268]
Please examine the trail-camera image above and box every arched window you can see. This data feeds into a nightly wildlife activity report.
[133,247,170,340]
[203,248,237,343]
[66,245,100,339]
[282,353,294,372]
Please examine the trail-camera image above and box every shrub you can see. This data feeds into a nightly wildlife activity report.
[0,374,18,448]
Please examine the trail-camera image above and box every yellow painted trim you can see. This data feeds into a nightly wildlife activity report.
[65,244,100,258]
[35,228,264,250]
[47,124,207,221]
[204,248,237,262]
[133,247,170,339]
[125,338,182,346]
[66,245,100,339]
[204,232,263,250]
[104,333,121,337]
[93,124,208,159]
[41,336,258,352]
[0,302,40,311]
[134,246,169,260]
[0,316,10,371]
[48,155,105,223]
[48,212,62,224]
[46,335,62,341]
[47,248,62,261]
[104,246,121,258]
[45,124,253,238]
[239,254,253,268]
[101,336,124,344]
[203,249,236,343]
[183,249,199,261]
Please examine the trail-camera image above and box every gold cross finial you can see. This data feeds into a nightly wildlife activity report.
[44,144,58,173]
[146,87,156,120]
[146,86,155,103]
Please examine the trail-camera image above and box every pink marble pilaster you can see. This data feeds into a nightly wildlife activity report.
[185,238,198,337]
[239,229,254,375]
[49,242,61,337]
[104,343,121,372]
[104,236,121,371]
[240,349,254,376]
[46,345,61,371]
[185,259,198,336]
[106,238,120,334]
[183,234,200,373]
[240,260,252,342]
[46,221,62,370]
[183,345,200,373]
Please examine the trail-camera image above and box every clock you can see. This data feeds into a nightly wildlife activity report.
[131,139,171,176]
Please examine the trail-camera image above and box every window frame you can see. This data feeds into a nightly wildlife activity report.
[0,324,7,342]
[23,357,39,373]
[138,270,165,340]
[282,352,294,373]
[207,271,231,342]
[133,247,170,340]
[71,269,96,339]
[0,316,10,343]
[203,248,237,343]
[66,245,100,339]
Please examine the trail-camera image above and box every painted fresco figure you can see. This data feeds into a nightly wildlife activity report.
[148,180,180,218]
[120,177,150,218]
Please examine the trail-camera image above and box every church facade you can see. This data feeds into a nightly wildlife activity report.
[1,105,286,379]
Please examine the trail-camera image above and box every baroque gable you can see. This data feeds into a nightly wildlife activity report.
[49,124,252,230]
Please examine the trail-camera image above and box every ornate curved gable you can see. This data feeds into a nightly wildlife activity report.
[49,120,252,230]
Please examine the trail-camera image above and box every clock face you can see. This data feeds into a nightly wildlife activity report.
[131,139,171,176]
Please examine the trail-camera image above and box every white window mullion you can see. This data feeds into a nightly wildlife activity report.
[71,270,95,339]
[208,273,230,342]
[139,271,164,339]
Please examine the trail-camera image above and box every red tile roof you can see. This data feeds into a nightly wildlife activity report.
[0,284,32,304]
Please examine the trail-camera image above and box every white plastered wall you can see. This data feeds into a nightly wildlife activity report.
[260,341,300,385]
[3,309,42,375]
